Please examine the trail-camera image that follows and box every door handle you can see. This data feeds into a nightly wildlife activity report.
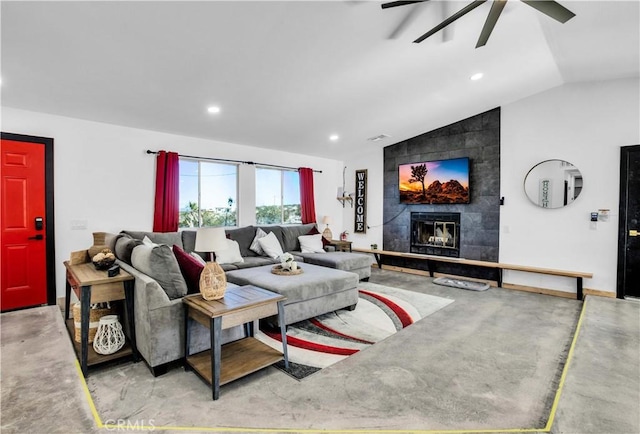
[28,235,44,240]
[630,230,638,237]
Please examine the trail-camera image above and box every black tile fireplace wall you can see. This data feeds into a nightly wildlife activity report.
[383,107,500,276]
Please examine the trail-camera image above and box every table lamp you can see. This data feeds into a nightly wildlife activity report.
[195,227,228,300]
[322,216,333,241]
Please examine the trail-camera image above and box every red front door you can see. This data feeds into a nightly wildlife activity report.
[1,138,48,310]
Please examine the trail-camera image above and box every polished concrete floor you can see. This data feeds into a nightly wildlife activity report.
[1,268,638,434]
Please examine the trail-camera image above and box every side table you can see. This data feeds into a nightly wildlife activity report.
[183,285,288,400]
[328,239,352,252]
[64,260,138,376]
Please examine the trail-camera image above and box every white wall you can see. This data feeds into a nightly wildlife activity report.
[500,77,640,294]
[340,149,385,250]
[1,107,347,298]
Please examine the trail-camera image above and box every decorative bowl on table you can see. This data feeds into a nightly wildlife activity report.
[92,249,116,270]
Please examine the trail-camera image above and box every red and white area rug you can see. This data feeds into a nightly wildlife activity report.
[257,281,454,380]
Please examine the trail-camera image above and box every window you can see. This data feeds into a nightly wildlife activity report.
[255,167,301,225]
[179,159,238,228]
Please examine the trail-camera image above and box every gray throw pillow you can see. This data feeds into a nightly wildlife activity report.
[225,226,257,257]
[114,235,143,265]
[131,243,188,300]
[122,230,184,250]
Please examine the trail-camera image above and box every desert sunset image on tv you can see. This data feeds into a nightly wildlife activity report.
[398,157,470,204]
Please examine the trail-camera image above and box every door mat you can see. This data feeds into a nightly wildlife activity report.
[257,281,454,380]
[433,277,490,291]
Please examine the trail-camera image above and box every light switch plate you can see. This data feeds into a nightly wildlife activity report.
[70,219,88,230]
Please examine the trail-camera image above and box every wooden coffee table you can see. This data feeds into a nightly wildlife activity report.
[183,285,288,400]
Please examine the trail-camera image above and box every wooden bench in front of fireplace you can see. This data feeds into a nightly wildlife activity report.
[352,248,593,301]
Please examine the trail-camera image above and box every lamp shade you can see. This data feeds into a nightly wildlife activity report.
[322,216,332,225]
[195,227,227,253]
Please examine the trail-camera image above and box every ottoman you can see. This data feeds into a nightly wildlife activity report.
[225,263,359,325]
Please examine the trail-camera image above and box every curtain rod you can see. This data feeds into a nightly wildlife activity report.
[146,150,322,173]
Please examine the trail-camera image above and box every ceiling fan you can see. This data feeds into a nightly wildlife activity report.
[381,0,576,48]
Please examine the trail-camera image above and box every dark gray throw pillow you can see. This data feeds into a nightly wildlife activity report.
[131,243,188,300]
[225,226,257,257]
[114,235,143,265]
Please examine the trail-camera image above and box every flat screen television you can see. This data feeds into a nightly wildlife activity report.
[398,157,470,204]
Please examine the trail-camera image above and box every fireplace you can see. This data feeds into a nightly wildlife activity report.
[410,212,461,257]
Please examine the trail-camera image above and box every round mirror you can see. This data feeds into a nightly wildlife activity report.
[524,160,583,208]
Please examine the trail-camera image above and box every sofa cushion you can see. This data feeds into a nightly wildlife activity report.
[281,223,316,252]
[224,226,257,257]
[220,263,239,272]
[173,245,204,294]
[114,235,143,265]
[215,239,244,264]
[249,227,268,256]
[235,256,278,269]
[131,243,188,300]
[298,234,326,253]
[295,251,373,272]
[258,231,285,259]
[181,230,197,254]
[122,230,184,250]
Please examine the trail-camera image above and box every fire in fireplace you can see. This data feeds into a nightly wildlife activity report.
[410,212,461,257]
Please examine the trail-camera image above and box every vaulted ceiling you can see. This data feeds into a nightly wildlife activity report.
[1,1,638,159]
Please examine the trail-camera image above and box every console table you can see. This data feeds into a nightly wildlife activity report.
[353,248,592,300]
[63,261,138,376]
[183,285,288,400]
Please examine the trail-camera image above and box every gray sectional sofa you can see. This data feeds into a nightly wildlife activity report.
[110,224,373,376]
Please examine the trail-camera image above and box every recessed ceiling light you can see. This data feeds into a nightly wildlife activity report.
[207,106,221,114]
[329,134,339,141]
[470,73,483,81]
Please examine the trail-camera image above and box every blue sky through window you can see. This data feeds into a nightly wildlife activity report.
[179,160,300,211]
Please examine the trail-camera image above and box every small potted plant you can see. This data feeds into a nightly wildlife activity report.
[370,243,378,250]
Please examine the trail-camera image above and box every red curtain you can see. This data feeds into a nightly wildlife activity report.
[298,167,316,224]
[153,151,180,232]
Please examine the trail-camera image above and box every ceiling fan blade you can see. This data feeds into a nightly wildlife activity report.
[520,0,575,23]
[381,1,427,9]
[414,0,488,43]
[388,3,424,39]
[476,0,507,48]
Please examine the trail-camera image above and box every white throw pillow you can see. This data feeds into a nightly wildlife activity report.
[250,227,268,255]
[215,239,244,264]
[298,234,326,253]
[257,231,284,259]
[142,235,158,247]
[189,251,207,265]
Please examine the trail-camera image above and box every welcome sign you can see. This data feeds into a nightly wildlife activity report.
[354,169,367,233]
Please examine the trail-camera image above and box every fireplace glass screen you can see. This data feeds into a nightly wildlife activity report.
[411,212,460,257]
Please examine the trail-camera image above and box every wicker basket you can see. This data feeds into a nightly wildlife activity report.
[72,303,116,343]
[199,262,227,300]
[271,264,303,275]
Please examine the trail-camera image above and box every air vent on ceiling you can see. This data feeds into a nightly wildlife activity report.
[367,134,391,142]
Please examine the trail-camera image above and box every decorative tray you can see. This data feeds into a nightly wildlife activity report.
[271,265,303,276]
